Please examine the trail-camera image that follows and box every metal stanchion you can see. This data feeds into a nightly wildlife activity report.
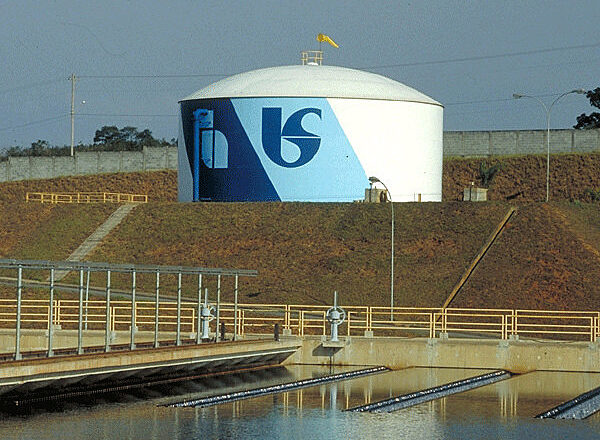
[215,275,221,342]
[77,268,84,355]
[154,271,160,348]
[233,274,239,341]
[48,268,54,357]
[105,270,111,352]
[176,272,182,346]
[196,274,202,344]
[15,266,23,361]
[84,270,90,330]
[130,271,136,350]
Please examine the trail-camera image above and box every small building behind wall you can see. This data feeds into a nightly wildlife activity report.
[178,53,444,202]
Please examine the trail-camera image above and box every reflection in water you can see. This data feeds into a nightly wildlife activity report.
[2,367,600,439]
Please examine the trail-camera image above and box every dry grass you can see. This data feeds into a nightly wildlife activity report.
[443,152,600,202]
[0,170,176,203]
[2,159,600,311]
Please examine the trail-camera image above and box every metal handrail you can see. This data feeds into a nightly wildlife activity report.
[26,192,148,204]
[3,299,600,358]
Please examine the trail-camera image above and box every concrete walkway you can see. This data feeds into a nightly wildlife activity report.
[53,204,137,281]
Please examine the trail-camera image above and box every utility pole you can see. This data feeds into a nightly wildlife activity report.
[69,73,77,157]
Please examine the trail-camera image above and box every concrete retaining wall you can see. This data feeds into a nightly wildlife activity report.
[1,130,599,181]
[0,146,177,182]
[445,128,600,157]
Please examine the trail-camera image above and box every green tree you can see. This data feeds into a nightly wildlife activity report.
[93,126,121,144]
[574,88,600,129]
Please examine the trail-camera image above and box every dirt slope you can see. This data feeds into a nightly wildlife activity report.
[88,202,508,306]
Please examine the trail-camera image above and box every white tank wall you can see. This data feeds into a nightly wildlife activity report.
[329,99,443,201]
[179,64,443,202]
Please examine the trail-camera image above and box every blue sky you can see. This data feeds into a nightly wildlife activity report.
[1,0,598,149]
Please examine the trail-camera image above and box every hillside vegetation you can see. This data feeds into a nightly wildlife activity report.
[443,152,600,202]
[0,202,114,261]
[88,202,509,307]
[1,154,600,310]
[0,170,176,203]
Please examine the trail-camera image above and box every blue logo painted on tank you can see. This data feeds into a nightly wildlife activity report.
[262,107,321,168]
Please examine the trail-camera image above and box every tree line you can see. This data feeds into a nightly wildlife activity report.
[1,126,176,161]
[1,90,599,162]
[574,87,600,129]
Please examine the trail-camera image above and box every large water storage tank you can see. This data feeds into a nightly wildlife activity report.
[178,59,443,202]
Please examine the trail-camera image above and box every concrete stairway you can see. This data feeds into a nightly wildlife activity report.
[53,204,137,281]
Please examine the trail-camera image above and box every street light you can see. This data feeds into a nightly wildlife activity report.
[368,176,394,320]
[512,89,587,202]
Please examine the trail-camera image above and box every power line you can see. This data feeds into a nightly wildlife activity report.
[445,93,561,107]
[359,41,600,70]
[0,115,67,132]
[79,113,177,117]
[78,73,229,79]
[0,79,64,95]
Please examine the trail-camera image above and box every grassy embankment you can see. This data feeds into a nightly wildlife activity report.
[2,154,600,309]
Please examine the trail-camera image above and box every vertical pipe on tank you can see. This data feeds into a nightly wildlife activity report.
[192,109,201,202]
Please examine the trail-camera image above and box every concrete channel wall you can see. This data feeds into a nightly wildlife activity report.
[1,130,599,181]
[0,146,177,182]
[285,336,600,373]
[3,330,599,373]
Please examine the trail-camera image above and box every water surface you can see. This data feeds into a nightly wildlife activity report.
[2,366,600,439]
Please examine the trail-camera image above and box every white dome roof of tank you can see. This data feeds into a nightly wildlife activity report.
[181,65,442,106]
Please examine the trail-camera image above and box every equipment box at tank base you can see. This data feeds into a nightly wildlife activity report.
[464,187,487,201]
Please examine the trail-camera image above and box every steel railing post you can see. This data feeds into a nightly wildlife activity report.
[215,275,221,342]
[84,270,90,330]
[77,268,84,355]
[176,272,182,346]
[154,271,160,348]
[347,311,351,336]
[47,268,54,357]
[233,274,239,341]
[430,313,434,338]
[130,271,136,350]
[15,266,23,361]
[105,270,111,352]
[196,274,202,344]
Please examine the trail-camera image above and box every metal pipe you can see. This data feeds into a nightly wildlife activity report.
[84,270,90,330]
[105,270,111,352]
[154,271,160,348]
[196,274,202,344]
[130,271,136,350]
[368,177,394,320]
[47,268,54,357]
[15,266,23,361]
[77,268,84,355]
[233,274,239,341]
[215,275,221,342]
[176,272,182,346]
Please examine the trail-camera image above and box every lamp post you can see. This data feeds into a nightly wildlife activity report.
[368,176,394,320]
[512,89,586,202]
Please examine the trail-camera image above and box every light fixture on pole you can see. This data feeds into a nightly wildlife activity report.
[512,89,586,202]
[368,176,395,320]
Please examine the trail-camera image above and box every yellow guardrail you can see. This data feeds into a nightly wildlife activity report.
[1,299,599,342]
[25,192,148,204]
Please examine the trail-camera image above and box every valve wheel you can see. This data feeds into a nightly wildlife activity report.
[203,305,216,322]
[326,306,346,324]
